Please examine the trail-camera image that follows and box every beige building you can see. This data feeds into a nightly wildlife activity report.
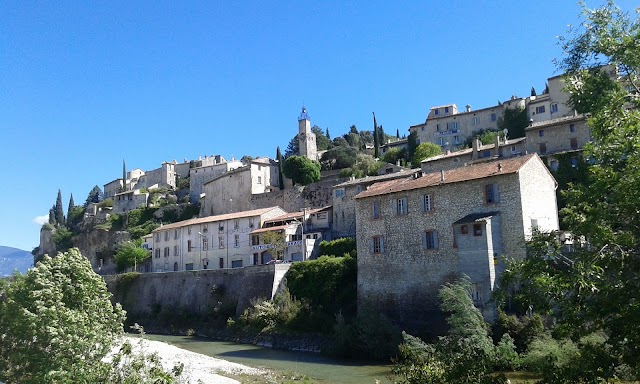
[354,154,558,333]
[421,136,527,173]
[201,157,280,216]
[189,156,243,203]
[112,189,150,214]
[525,115,590,158]
[150,206,286,272]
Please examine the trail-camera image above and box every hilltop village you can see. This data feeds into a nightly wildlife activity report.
[39,71,588,332]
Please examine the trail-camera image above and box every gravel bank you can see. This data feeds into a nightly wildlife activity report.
[120,336,265,384]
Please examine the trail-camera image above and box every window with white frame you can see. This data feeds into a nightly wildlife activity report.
[447,121,458,130]
[372,236,384,254]
[164,247,170,257]
[550,103,558,113]
[535,106,546,114]
[423,194,433,212]
[164,231,169,241]
[422,230,438,249]
[396,197,407,215]
[155,232,160,242]
[485,184,499,204]
[471,283,482,302]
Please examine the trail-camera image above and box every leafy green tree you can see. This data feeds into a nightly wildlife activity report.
[240,155,253,165]
[261,230,286,260]
[312,125,331,151]
[0,248,126,383]
[497,107,528,139]
[85,185,103,206]
[54,189,65,225]
[115,240,150,271]
[284,134,299,158]
[320,146,358,170]
[51,226,73,252]
[500,2,640,380]
[349,154,383,178]
[282,155,321,186]
[66,193,75,222]
[411,142,442,167]
[382,147,406,165]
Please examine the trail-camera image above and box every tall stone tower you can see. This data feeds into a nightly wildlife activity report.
[298,106,317,161]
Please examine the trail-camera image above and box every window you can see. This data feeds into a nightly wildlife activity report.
[372,236,384,254]
[249,218,254,228]
[482,150,491,158]
[471,283,482,302]
[550,103,558,113]
[252,235,259,245]
[335,188,345,198]
[173,245,179,256]
[444,106,449,114]
[539,130,544,137]
[202,237,208,251]
[185,263,194,271]
[202,224,208,233]
[485,184,499,204]
[447,121,458,130]
[570,124,576,133]
[438,137,445,146]
[257,176,262,184]
[473,224,483,236]
[232,260,243,268]
[539,143,547,154]
[218,236,225,248]
[155,249,160,258]
[535,106,546,114]
[421,126,424,131]
[174,230,178,240]
[511,145,517,154]
[396,197,407,215]
[218,225,224,233]
[571,158,578,168]
[422,230,438,249]
[164,247,170,257]
[472,116,480,125]
[550,160,559,172]
[155,233,160,242]
[490,113,497,122]
[372,200,380,219]
[454,135,460,144]
[423,194,433,212]
[436,123,445,132]
[434,109,439,116]
[234,234,240,247]
[187,240,192,252]
[164,231,169,241]
[234,220,239,230]
[188,227,191,235]
[570,138,578,150]
[461,225,468,235]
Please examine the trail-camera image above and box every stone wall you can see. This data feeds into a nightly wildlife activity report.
[104,264,290,321]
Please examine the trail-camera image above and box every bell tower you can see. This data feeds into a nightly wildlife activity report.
[298,106,317,161]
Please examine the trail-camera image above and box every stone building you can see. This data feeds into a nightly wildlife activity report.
[112,189,149,214]
[298,106,318,161]
[354,153,558,334]
[525,115,589,159]
[189,156,243,203]
[332,169,419,239]
[151,206,286,272]
[200,157,280,216]
[421,136,527,173]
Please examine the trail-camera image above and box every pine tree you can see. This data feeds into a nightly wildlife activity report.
[54,189,65,225]
[325,128,330,140]
[276,146,285,190]
[373,112,379,158]
[85,185,103,206]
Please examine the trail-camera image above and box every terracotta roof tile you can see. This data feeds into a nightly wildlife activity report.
[355,153,537,199]
[152,206,284,232]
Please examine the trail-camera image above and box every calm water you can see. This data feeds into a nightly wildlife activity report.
[147,334,393,384]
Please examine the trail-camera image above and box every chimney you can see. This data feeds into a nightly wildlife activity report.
[472,137,480,160]
[446,149,451,155]
[494,133,501,156]
[465,104,471,112]
[440,170,445,182]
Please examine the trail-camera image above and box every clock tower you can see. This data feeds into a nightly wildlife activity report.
[298,106,318,161]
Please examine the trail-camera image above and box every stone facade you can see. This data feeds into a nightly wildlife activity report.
[298,106,318,161]
[525,115,589,157]
[332,169,419,239]
[354,153,558,334]
[112,189,149,214]
[189,157,243,202]
[150,206,286,272]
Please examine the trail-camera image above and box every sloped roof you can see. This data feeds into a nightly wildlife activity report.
[250,224,292,234]
[527,114,587,130]
[355,153,538,199]
[421,137,527,164]
[453,211,500,225]
[334,169,419,188]
[153,206,284,232]
[265,206,332,223]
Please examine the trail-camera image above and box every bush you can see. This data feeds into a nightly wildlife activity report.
[521,333,578,373]
[237,288,308,332]
[318,237,356,259]
[494,334,520,371]
[51,226,73,251]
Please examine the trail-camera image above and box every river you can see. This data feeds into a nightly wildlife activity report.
[147,334,394,384]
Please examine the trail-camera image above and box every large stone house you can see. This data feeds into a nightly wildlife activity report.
[525,115,589,160]
[189,156,243,203]
[354,153,558,334]
[150,206,286,272]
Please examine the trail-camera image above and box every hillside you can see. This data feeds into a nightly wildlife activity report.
[0,246,33,276]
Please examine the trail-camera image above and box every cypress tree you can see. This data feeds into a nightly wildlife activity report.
[66,194,75,225]
[325,128,330,140]
[49,208,55,225]
[54,189,65,225]
[373,112,379,158]
[276,146,285,190]
[396,128,400,139]
[531,86,537,96]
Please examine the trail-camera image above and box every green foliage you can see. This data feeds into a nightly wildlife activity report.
[520,333,578,374]
[176,176,189,190]
[283,156,321,185]
[497,107,528,139]
[85,185,103,206]
[0,248,126,383]
[284,134,299,158]
[54,189,65,225]
[115,240,150,272]
[238,288,308,332]
[320,145,358,170]
[276,146,285,190]
[543,152,589,219]
[66,205,85,231]
[494,334,520,371]
[393,278,504,384]
[51,225,73,251]
[406,131,419,161]
[492,310,545,353]
[312,125,332,151]
[285,255,357,324]
[382,147,406,165]
[261,230,287,260]
[343,153,383,178]
[97,198,114,208]
[318,237,356,259]
[411,142,442,167]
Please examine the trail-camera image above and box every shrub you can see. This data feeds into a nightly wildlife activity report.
[521,333,578,373]
[318,237,356,258]
[51,226,73,251]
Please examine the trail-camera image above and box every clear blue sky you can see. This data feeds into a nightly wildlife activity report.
[1,1,635,252]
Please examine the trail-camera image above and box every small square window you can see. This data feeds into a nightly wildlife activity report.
[490,113,497,122]
[473,224,483,236]
[539,130,544,137]
[461,225,468,234]
[570,124,576,133]
[335,189,345,198]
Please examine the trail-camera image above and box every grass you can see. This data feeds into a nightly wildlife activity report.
[223,369,320,384]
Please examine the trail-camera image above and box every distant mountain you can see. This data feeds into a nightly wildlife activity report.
[0,246,33,277]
